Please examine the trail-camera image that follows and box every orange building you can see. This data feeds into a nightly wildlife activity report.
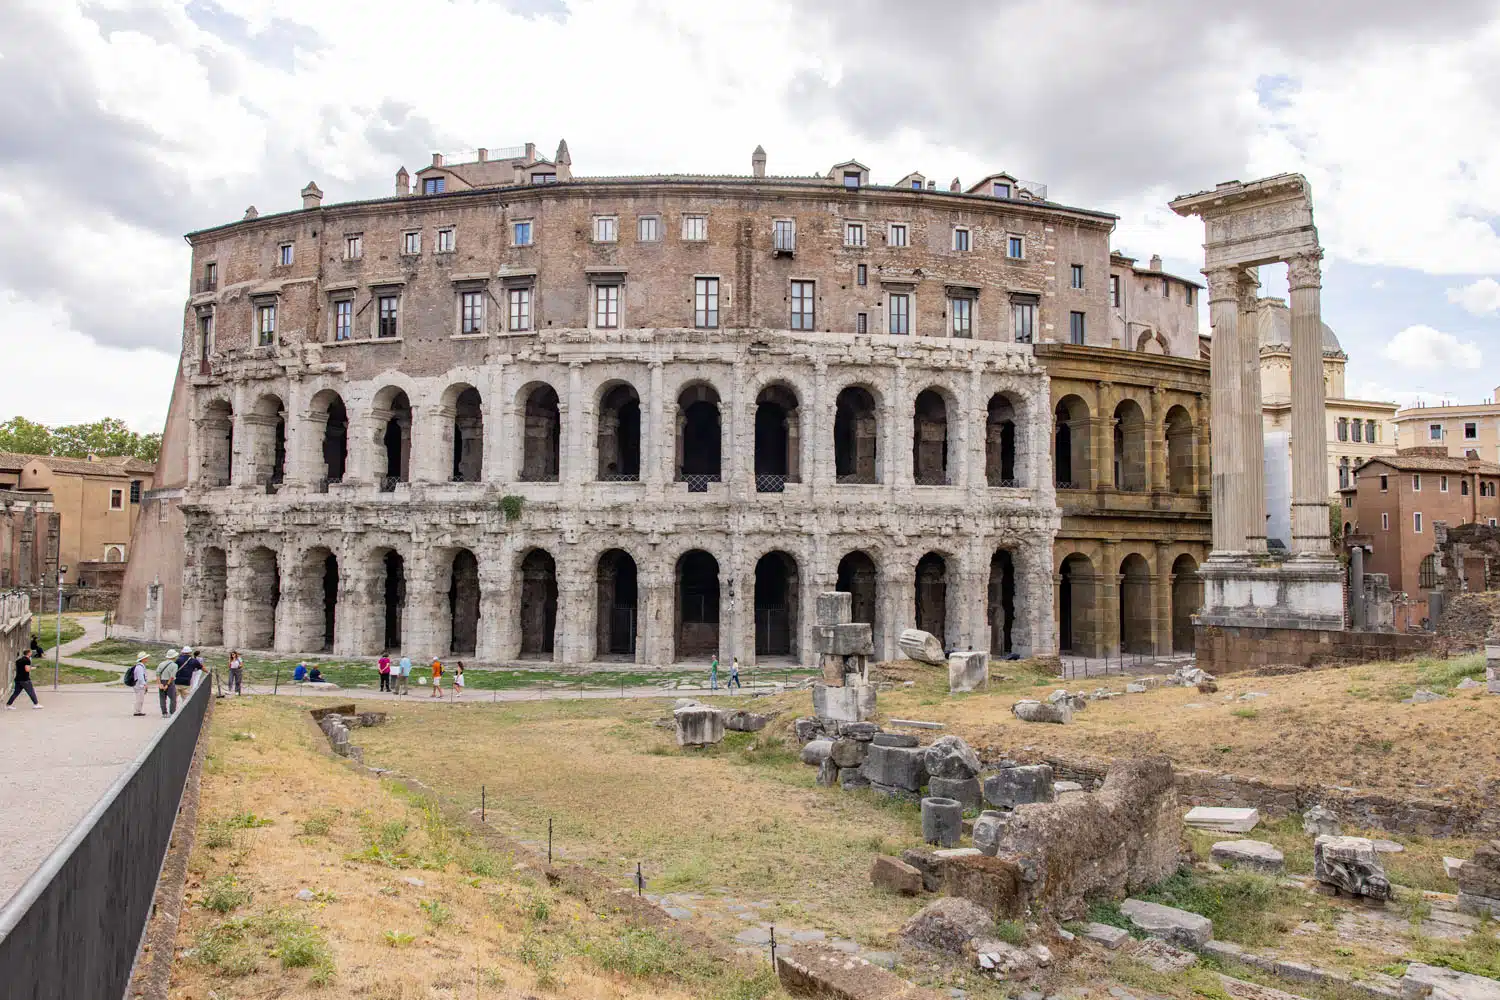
[0,453,156,579]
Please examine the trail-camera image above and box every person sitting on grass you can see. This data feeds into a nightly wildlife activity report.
[307,665,324,684]
[293,662,308,682]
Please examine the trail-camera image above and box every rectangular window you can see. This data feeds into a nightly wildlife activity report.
[1069,311,1086,344]
[1070,264,1083,289]
[110,489,123,511]
[1352,420,1362,443]
[1012,299,1036,343]
[843,170,860,189]
[888,293,910,335]
[436,228,455,253]
[952,228,970,252]
[460,290,484,334]
[1380,474,1388,492]
[845,221,866,247]
[1381,512,1390,531]
[333,299,353,341]
[1462,480,1471,496]
[694,277,719,328]
[1110,274,1120,307]
[530,172,556,184]
[508,287,531,332]
[638,216,660,242]
[130,480,141,503]
[423,176,445,194]
[204,261,217,289]
[378,294,399,338]
[790,280,815,330]
[198,312,214,360]
[1163,278,1171,298]
[856,264,867,286]
[1007,235,1024,259]
[1413,474,1422,492]
[912,179,923,190]
[1414,512,1423,533]
[856,312,868,335]
[402,231,421,255]
[513,220,533,246]
[1338,418,1348,441]
[950,297,972,338]
[594,216,617,242]
[345,233,363,260]
[278,243,293,266]
[1441,475,1450,492]
[889,223,908,248]
[773,218,795,251]
[1466,422,1479,439]
[1185,286,1194,306]
[1367,420,1376,442]
[255,302,276,346]
[1430,423,1443,441]
[682,215,707,241]
[595,284,620,328]
[993,181,1011,198]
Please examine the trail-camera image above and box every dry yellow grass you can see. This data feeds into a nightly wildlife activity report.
[172,697,781,999]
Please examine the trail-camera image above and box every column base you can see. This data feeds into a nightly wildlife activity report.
[1196,551,1344,631]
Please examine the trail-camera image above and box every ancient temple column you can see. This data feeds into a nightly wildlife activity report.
[1236,269,1267,553]
[1288,250,1331,556]
[1205,266,1246,553]
[475,555,509,662]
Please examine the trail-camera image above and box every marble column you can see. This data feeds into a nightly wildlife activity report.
[1205,266,1247,553]
[1236,269,1267,553]
[1288,250,1331,556]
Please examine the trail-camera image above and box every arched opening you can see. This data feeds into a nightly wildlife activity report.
[914,552,948,646]
[674,549,720,660]
[450,386,483,482]
[676,384,722,486]
[597,383,642,481]
[521,384,561,482]
[200,399,233,486]
[448,549,480,654]
[754,385,801,491]
[834,386,879,484]
[754,551,800,657]
[1054,395,1091,489]
[1119,553,1153,654]
[1058,553,1096,655]
[1113,399,1146,491]
[104,546,123,563]
[248,394,286,491]
[912,389,949,485]
[1171,553,1201,653]
[381,550,406,652]
[988,549,1016,654]
[311,390,348,485]
[1165,405,1195,494]
[986,393,1019,487]
[836,550,880,652]
[321,552,338,650]
[200,546,227,645]
[596,549,638,659]
[518,549,558,658]
[374,388,413,489]
[244,546,279,649]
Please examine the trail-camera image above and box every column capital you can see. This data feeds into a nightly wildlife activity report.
[1286,249,1324,290]
[1204,265,1243,302]
[1234,269,1261,314]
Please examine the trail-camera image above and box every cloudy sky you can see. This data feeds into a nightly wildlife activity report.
[4,0,1499,434]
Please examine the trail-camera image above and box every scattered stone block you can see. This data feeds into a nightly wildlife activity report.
[829,737,868,768]
[1134,937,1199,973]
[971,940,1037,977]
[816,757,840,788]
[1120,898,1213,948]
[1184,806,1260,833]
[868,782,921,802]
[1457,840,1500,917]
[872,732,918,748]
[775,943,936,1000]
[870,855,924,896]
[1082,922,1130,949]
[898,628,946,666]
[928,776,982,811]
[1445,857,1468,879]
[1314,835,1393,901]
[673,698,700,710]
[813,623,875,657]
[1055,780,1084,794]
[861,744,929,791]
[792,717,827,745]
[924,735,982,779]
[1402,689,1445,705]
[1402,961,1500,1000]
[812,681,877,723]
[1012,699,1072,724]
[982,765,1055,809]
[948,650,989,693]
[899,897,996,954]
[921,796,963,847]
[1372,839,1405,854]
[1211,840,1286,875]
[942,852,1026,919]
[1487,659,1500,695]
[723,710,770,732]
[800,739,834,766]
[1302,804,1341,837]
[972,810,1011,856]
[816,590,852,625]
[1125,682,1147,694]
[839,722,881,741]
[838,767,871,792]
[1457,677,1481,690]
[887,718,945,730]
[901,847,944,892]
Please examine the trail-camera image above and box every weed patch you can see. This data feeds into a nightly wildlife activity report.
[1138,869,1288,946]
[199,875,251,914]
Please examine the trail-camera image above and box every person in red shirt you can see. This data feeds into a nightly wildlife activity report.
[429,658,443,698]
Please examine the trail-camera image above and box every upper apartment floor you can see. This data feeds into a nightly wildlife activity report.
[1394,392,1500,463]
[1106,252,1202,358]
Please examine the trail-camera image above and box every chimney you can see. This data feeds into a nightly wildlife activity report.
[927,180,936,189]
[525,142,536,162]
[243,205,259,220]
[1149,254,1163,271]
[395,167,409,197]
[477,147,489,162]
[301,182,323,209]
[513,163,525,185]
[431,152,443,168]
[949,177,961,192]
[751,144,766,178]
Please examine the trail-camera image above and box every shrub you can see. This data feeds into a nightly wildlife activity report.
[200,875,251,914]
[223,811,274,829]
[420,900,452,927]
[383,929,415,948]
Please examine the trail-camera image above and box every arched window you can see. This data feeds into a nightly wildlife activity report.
[1419,555,1438,590]
[1338,457,1350,489]
[1366,420,1377,443]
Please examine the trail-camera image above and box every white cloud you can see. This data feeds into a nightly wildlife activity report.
[1379,324,1483,370]
[1446,277,1500,315]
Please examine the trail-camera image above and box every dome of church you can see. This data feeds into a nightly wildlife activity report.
[1255,297,1342,354]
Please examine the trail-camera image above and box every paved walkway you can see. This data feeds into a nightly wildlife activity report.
[0,687,167,907]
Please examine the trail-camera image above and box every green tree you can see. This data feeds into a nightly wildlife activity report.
[51,418,159,461]
[0,417,54,455]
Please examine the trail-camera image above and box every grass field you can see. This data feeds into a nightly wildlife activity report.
[29,613,85,651]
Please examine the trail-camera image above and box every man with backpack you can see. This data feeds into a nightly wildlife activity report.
[127,652,149,716]
[157,649,180,717]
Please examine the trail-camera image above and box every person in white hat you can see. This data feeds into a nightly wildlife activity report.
[130,652,150,716]
[157,649,180,717]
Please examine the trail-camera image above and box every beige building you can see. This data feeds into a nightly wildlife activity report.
[1394,391,1500,464]
[0,453,154,578]
[1107,252,1202,359]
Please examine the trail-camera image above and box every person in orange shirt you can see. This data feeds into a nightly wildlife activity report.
[430,657,443,698]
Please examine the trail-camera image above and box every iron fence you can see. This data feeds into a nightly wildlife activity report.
[755,474,786,493]
[0,679,210,1000]
[681,473,720,493]
[913,471,950,486]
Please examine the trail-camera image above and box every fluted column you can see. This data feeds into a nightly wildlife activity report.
[1205,266,1246,553]
[1236,269,1267,553]
[1288,250,1331,556]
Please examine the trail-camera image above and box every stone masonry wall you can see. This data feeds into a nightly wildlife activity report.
[1194,623,1433,674]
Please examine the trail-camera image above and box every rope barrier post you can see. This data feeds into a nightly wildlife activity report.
[769,925,777,968]
[273,667,279,696]
[636,861,643,897]
[547,817,553,864]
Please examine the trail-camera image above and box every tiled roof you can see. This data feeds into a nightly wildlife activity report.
[0,453,155,476]
[1359,454,1500,475]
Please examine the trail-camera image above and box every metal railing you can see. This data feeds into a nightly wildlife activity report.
[913,471,950,486]
[836,472,878,485]
[1056,480,1082,490]
[992,478,1021,488]
[756,474,786,493]
[680,473,721,493]
[195,277,217,294]
[0,680,209,999]
[599,472,641,482]
[379,476,404,493]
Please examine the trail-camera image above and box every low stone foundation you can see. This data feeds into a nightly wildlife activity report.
[1194,624,1434,674]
